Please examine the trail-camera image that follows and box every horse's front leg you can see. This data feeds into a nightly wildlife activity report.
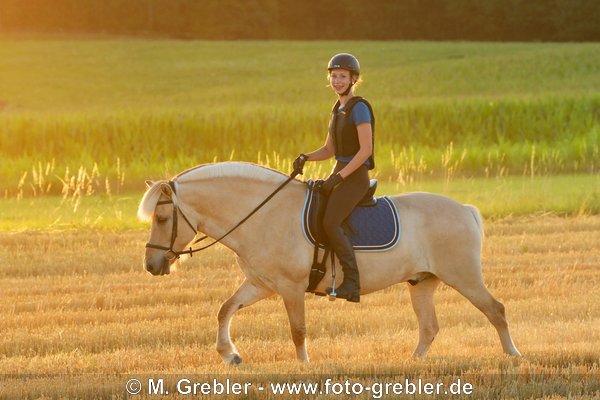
[280,283,309,362]
[216,279,273,364]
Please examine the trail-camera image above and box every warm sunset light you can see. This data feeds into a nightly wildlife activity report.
[0,1,598,399]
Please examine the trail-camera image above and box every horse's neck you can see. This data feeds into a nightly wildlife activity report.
[180,175,304,250]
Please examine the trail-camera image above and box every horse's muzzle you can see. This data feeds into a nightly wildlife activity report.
[146,263,171,276]
[145,256,171,276]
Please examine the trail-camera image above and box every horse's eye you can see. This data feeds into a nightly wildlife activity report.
[156,215,168,224]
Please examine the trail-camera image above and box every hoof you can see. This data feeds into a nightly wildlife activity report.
[229,354,242,365]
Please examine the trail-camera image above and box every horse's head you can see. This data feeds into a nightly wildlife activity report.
[138,180,198,276]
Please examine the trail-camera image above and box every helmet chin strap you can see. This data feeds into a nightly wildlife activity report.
[341,81,354,96]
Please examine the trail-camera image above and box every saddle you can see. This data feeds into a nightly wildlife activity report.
[306,179,377,247]
[303,179,401,293]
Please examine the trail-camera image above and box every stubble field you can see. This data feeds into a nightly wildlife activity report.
[0,216,598,399]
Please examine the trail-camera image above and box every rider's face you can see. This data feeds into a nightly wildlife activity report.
[329,69,354,95]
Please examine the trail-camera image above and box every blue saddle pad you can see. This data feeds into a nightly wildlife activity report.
[302,189,401,252]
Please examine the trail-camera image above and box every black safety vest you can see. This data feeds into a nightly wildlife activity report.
[328,96,375,170]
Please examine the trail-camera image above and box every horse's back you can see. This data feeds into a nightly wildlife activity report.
[391,191,466,210]
[391,191,480,226]
[390,191,484,264]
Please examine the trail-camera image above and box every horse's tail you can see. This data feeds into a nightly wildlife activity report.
[464,204,484,240]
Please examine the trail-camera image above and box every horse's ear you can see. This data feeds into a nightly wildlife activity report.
[145,180,155,188]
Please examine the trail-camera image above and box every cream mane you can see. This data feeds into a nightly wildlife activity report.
[176,162,290,186]
[137,180,186,222]
[138,162,294,221]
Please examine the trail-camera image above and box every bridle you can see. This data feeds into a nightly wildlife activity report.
[145,171,299,261]
[144,193,204,261]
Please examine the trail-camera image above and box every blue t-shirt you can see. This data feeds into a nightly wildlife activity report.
[337,101,372,125]
[335,101,372,166]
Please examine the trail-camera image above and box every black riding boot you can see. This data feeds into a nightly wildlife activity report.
[325,231,360,303]
[321,162,369,303]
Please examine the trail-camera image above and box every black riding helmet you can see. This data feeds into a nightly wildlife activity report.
[327,53,360,76]
[327,53,360,96]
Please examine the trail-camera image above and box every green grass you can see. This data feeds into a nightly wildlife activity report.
[386,174,600,217]
[0,194,141,231]
[2,40,598,113]
[1,175,598,232]
[0,40,599,196]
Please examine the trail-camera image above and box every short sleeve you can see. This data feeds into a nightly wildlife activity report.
[351,102,372,125]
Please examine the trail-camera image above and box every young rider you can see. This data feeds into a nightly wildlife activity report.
[293,53,375,303]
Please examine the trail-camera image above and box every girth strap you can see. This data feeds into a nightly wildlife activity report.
[305,181,337,294]
[306,246,328,293]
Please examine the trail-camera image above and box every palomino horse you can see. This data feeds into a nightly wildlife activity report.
[138,162,521,363]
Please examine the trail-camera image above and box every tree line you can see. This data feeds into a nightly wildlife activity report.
[1,0,599,41]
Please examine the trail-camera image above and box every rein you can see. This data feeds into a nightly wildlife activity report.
[146,171,299,260]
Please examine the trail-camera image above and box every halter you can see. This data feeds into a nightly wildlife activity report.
[145,171,299,261]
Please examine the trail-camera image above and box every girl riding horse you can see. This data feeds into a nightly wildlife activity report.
[294,53,375,303]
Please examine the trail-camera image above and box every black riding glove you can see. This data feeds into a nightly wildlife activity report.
[293,154,308,175]
[319,173,343,195]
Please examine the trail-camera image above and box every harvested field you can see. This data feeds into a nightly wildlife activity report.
[0,216,598,398]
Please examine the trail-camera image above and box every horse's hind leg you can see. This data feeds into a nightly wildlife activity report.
[408,276,440,358]
[448,276,521,356]
[216,279,274,364]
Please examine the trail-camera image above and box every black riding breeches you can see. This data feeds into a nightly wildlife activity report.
[322,162,369,267]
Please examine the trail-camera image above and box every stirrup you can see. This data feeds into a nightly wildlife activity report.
[326,286,360,303]
[327,276,337,301]
[327,287,337,302]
